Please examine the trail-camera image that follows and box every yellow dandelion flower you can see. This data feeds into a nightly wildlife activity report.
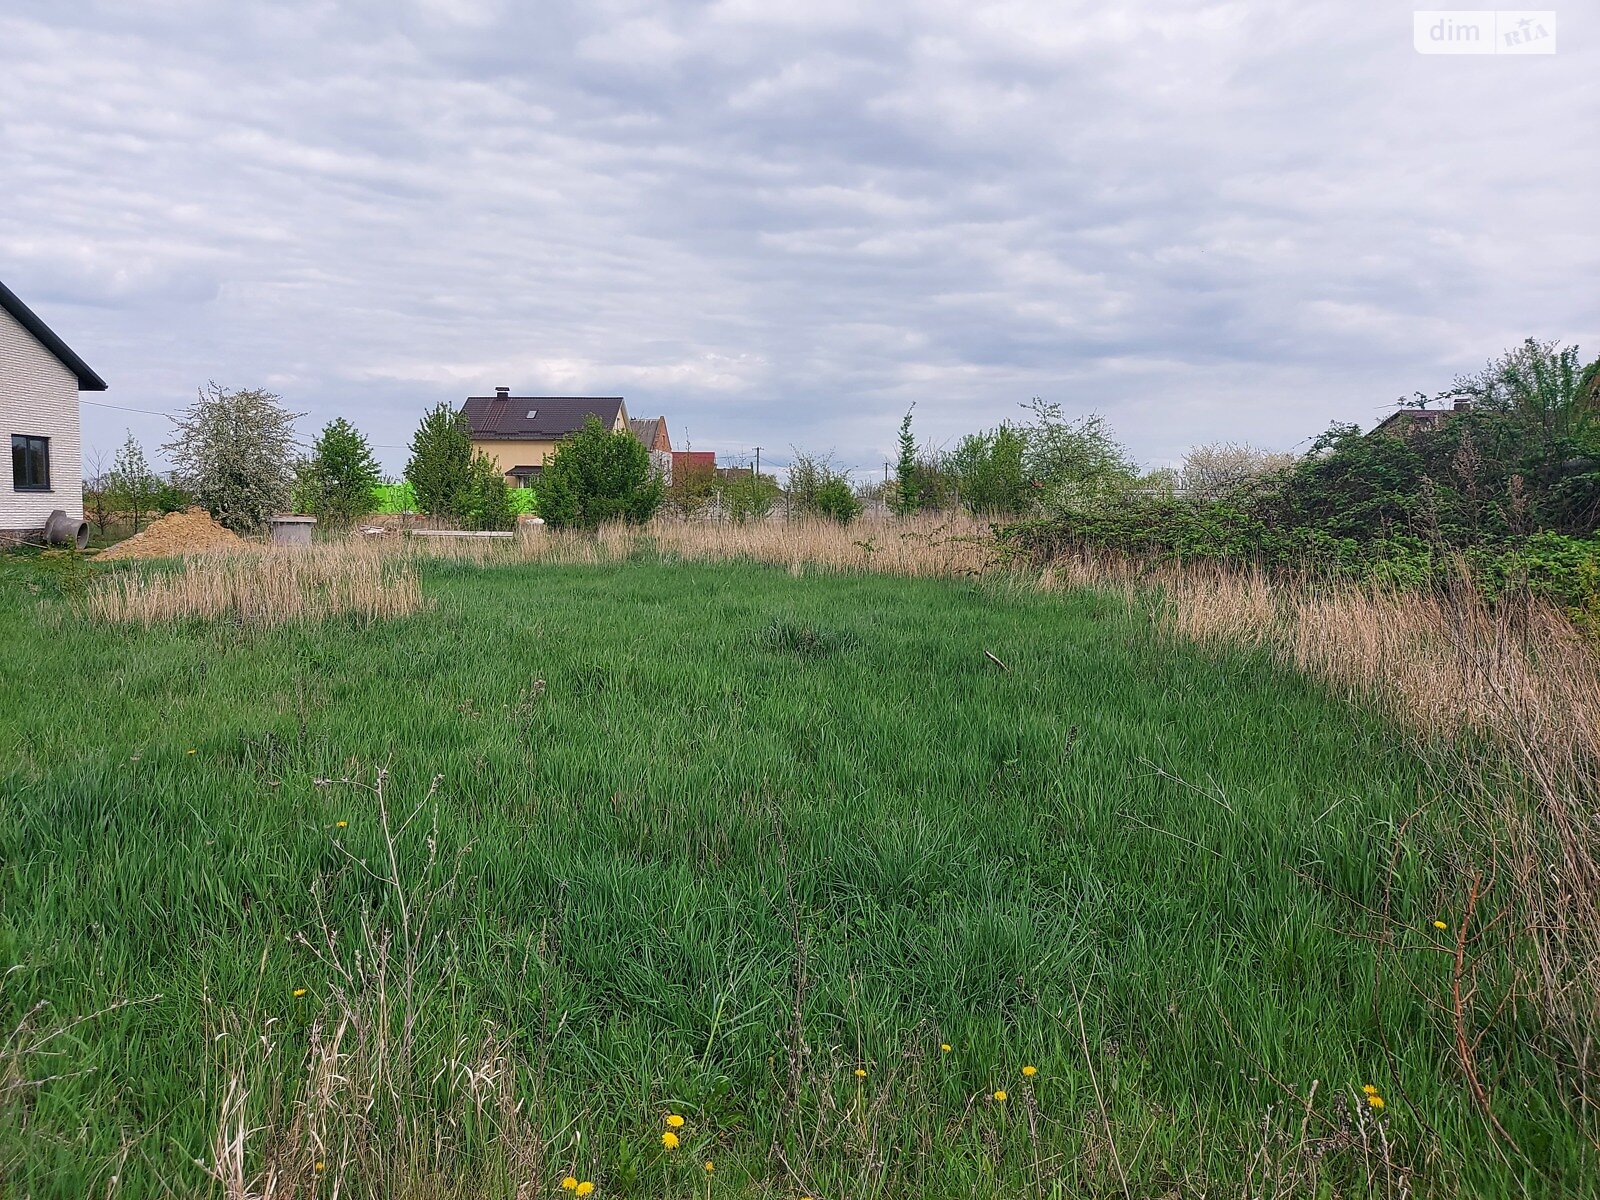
[854,1068,867,1078]
[292,988,307,998]
[1368,1095,1385,1110]
[1433,920,1448,930]
[314,1161,325,1172]
[336,820,348,829]
[704,1161,714,1173]
[662,1131,679,1150]
[561,1178,578,1191]
[1022,1065,1037,1077]
[993,1089,1008,1102]
[666,1113,685,1128]
[1361,1084,1377,1095]
[940,1043,952,1053]
[575,1182,595,1197]
[187,749,197,755]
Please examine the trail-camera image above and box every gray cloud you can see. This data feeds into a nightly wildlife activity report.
[2,0,1595,477]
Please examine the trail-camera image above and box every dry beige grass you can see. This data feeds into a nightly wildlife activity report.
[402,513,1001,578]
[84,544,426,628]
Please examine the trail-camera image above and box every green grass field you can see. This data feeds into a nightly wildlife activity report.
[0,553,1587,1197]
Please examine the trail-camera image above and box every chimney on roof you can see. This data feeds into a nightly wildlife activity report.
[494,386,510,398]
[1453,396,1473,412]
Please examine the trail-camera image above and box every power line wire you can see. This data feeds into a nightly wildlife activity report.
[81,398,177,419]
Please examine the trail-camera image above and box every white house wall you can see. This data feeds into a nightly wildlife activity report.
[0,304,81,533]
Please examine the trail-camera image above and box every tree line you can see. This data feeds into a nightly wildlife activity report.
[84,338,1599,588]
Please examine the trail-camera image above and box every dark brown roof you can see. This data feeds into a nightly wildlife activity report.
[628,417,660,442]
[0,278,108,391]
[462,395,624,439]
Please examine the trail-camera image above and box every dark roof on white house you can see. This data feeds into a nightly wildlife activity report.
[0,278,108,391]
[461,393,624,439]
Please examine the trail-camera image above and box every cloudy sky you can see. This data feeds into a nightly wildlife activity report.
[2,1,1595,478]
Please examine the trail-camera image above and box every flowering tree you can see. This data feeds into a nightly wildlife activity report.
[1178,442,1296,501]
[163,383,302,534]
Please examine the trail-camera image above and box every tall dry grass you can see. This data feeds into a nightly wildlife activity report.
[389,513,1000,578]
[84,544,427,628]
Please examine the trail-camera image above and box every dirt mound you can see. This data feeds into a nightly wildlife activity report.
[97,509,246,561]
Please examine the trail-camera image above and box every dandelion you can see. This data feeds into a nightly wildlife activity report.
[1433,920,1448,930]
[662,1132,679,1150]
[336,820,348,829]
[940,1043,952,1053]
[854,1068,867,1078]
[292,988,307,998]
[576,1183,595,1197]
[187,749,197,755]
[1022,1065,1037,1077]
[314,1162,325,1172]
[704,1161,714,1173]
[993,1089,1007,1102]
[1361,1084,1377,1095]
[561,1178,578,1191]
[666,1114,685,1128]
[1368,1095,1385,1110]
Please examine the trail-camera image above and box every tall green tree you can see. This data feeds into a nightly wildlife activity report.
[163,383,302,534]
[405,403,474,518]
[892,405,921,515]
[301,418,382,528]
[107,433,161,532]
[538,417,664,530]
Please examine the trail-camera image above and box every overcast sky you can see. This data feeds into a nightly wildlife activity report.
[2,1,1595,478]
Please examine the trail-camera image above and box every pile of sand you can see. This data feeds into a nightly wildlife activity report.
[97,508,246,561]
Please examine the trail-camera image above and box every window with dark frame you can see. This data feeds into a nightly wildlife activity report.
[10,434,51,491]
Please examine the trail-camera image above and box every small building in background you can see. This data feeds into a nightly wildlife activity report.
[462,389,629,487]
[672,450,716,480]
[1,279,107,542]
[629,415,673,485]
[1371,397,1472,438]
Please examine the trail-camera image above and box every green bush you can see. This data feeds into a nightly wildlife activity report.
[538,417,664,530]
[459,453,516,531]
[813,478,863,524]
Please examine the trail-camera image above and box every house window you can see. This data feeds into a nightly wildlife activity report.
[10,434,50,491]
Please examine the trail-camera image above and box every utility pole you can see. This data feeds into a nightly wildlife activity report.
[884,460,890,484]
[753,446,761,478]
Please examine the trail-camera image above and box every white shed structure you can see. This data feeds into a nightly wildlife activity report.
[1,279,107,542]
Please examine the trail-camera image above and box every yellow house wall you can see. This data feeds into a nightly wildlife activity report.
[472,439,560,476]
[471,410,629,483]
